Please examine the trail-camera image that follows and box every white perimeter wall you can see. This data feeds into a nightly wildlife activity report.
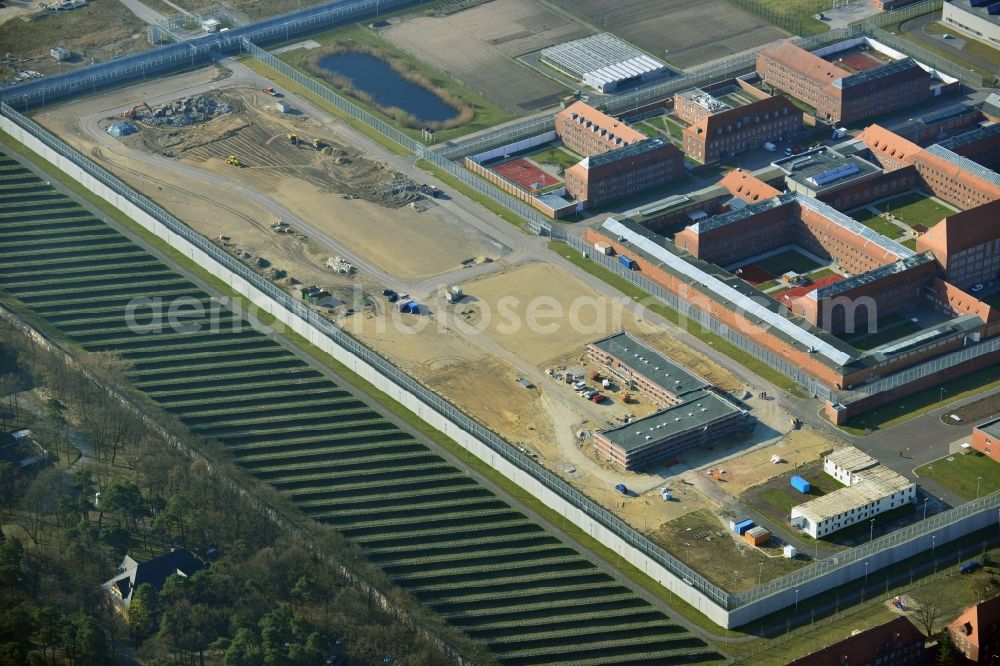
[0,116,730,626]
[469,130,558,164]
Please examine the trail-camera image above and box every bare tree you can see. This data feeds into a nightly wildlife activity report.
[912,593,942,638]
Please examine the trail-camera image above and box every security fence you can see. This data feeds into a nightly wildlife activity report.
[241,41,554,236]
[853,0,942,28]
[868,25,988,86]
[559,234,838,401]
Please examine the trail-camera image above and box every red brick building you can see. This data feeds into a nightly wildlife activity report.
[947,593,1000,663]
[757,41,931,124]
[681,94,802,163]
[971,416,1000,463]
[563,138,683,208]
[916,201,1000,289]
[860,125,1000,210]
[555,101,646,157]
[786,616,930,666]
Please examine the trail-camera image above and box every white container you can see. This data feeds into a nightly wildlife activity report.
[783,545,797,558]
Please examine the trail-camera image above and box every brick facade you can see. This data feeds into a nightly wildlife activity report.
[682,96,802,163]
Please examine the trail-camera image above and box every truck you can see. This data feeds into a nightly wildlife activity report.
[618,255,638,270]
[831,127,848,140]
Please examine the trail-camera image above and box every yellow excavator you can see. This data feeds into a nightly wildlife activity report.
[226,155,242,167]
[287,133,298,146]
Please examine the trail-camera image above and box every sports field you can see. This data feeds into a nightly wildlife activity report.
[736,248,824,284]
[493,158,560,191]
[773,274,843,307]
[548,0,787,68]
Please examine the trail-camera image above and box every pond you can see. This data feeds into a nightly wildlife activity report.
[315,51,458,124]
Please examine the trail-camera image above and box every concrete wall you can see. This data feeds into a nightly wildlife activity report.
[467,131,557,164]
[0,115,733,624]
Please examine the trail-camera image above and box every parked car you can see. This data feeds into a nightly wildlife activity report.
[971,283,984,292]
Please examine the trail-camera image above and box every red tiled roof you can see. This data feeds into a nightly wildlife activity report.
[759,40,850,86]
[917,200,1000,257]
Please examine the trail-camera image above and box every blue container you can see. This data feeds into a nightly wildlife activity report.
[615,483,629,495]
[618,255,638,270]
[790,475,811,493]
[733,519,754,535]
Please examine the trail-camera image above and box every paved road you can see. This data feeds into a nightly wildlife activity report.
[116,0,167,26]
[902,12,999,79]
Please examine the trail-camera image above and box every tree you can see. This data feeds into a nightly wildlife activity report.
[224,627,262,666]
[101,482,146,532]
[937,632,960,666]
[73,614,110,666]
[913,594,942,638]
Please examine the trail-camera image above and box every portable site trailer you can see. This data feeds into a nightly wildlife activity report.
[790,476,811,493]
[745,526,771,546]
[618,255,638,270]
[733,519,754,536]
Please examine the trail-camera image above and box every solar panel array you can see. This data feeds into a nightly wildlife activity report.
[807,162,861,187]
[925,144,1000,187]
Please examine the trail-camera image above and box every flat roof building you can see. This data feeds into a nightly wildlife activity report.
[540,33,671,92]
[592,389,749,471]
[588,332,708,405]
[791,447,916,538]
[942,0,1000,48]
[775,147,883,199]
[971,416,1000,463]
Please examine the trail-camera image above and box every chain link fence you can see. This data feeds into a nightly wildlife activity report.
[867,25,987,86]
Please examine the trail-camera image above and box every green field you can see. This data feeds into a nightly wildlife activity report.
[753,248,824,275]
[846,320,922,351]
[530,145,581,171]
[847,208,906,239]
[0,152,722,665]
[725,0,830,36]
[916,453,1000,500]
[274,24,515,144]
[877,191,956,228]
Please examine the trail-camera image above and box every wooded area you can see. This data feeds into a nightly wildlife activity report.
[0,315,491,666]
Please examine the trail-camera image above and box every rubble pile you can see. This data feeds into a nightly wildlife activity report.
[135,95,232,127]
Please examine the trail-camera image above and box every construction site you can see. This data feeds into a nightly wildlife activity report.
[27,59,848,552]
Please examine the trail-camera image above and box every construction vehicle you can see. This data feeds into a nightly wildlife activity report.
[226,155,242,167]
[621,391,633,403]
[588,371,602,381]
[123,102,151,119]
[311,138,323,150]
[444,286,463,304]
[287,133,298,146]
[262,86,278,96]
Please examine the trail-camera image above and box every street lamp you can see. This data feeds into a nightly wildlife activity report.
[864,561,869,586]
[924,497,930,520]
[977,476,983,500]
[870,518,875,543]
[795,588,799,612]
[758,561,765,587]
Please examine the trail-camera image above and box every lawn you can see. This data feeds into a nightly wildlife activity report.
[840,363,1000,435]
[877,192,956,228]
[921,22,1000,72]
[276,24,516,143]
[725,0,830,36]
[531,145,582,170]
[806,267,836,280]
[550,241,809,398]
[749,464,843,520]
[916,452,1000,500]
[901,238,917,250]
[657,115,686,139]
[847,208,905,239]
[754,248,823,275]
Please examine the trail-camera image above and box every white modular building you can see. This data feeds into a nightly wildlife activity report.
[791,447,916,539]
[540,33,671,93]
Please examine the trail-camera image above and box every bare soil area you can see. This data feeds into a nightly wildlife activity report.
[381,0,582,112]
[713,427,840,496]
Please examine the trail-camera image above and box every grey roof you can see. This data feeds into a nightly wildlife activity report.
[688,192,797,234]
[795,194,916,259]
[978,415,1000,439]
[812,253,934,300]
[582,137,671,169]
[540,33,666,81]
[935,122,1000,151]
[778,149,882,191]
[599,389,742,452]
[982,93,1000,118]
[602,215,856,365]
[591,332,708,397]
[925,143,1000,187]
[832,57,922,90]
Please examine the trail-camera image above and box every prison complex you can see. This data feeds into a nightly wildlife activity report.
[756,40,931,123]
[584,122,1000,425]
[675,89,802,163]
[556,102,684,208]
[587,333,751,470]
